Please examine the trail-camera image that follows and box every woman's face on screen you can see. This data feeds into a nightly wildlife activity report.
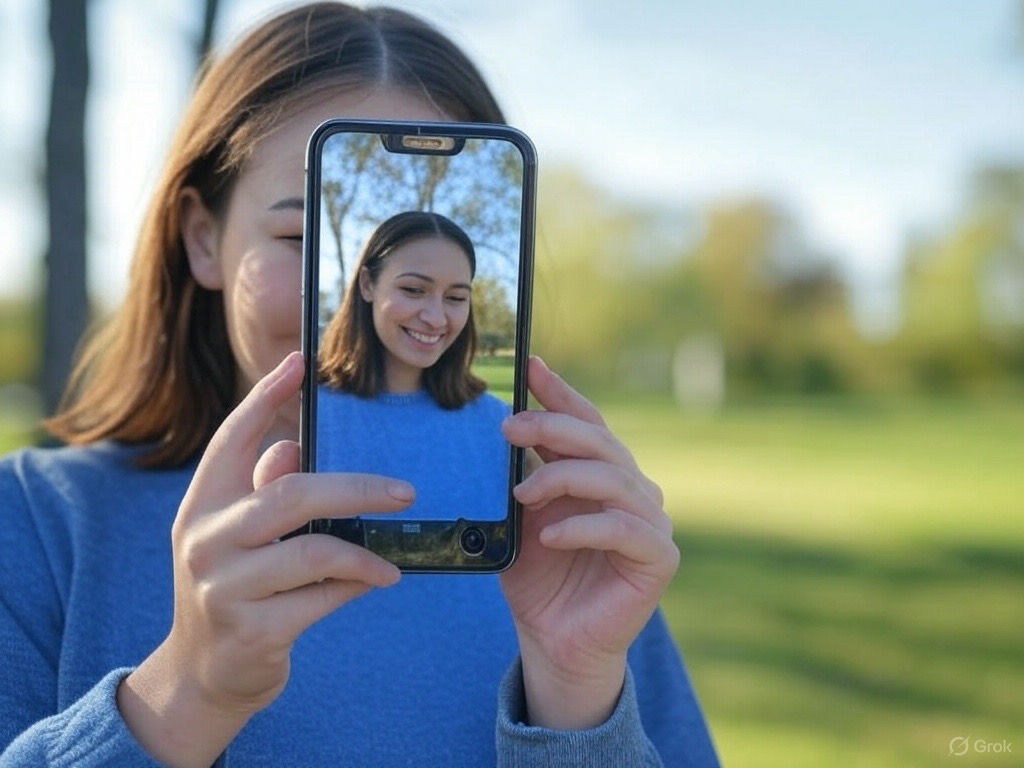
[359,236,473,393]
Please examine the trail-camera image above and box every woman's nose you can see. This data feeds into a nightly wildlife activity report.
[419,297,445,326]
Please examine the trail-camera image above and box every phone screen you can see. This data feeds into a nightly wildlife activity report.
[298,120,536,572]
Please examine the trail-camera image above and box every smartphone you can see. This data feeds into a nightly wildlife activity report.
[296,119,536,573]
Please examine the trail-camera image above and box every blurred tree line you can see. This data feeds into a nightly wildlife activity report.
[531,161,1024,401]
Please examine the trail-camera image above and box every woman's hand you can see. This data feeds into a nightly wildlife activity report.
[118,352,412,768]
[500,356,679,731]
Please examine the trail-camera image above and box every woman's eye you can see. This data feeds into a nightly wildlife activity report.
[280,235,303,244]
[400,286,424,296]
[446,295,468,304]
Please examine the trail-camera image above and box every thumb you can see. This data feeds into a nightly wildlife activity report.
[185,352,304,514]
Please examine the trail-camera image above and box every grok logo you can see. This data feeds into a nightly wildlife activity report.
[948,736,1013,757]
[949,737,970,757]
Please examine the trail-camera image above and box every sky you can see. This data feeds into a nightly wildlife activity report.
[1,0,1022,335]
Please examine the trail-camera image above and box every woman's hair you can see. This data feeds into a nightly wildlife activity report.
[320,211,486,407]
[45,2,505,467]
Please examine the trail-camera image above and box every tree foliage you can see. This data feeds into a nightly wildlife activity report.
[319,135,524,293]
[897,164,1024,392]
[533,168,866,396]
[533,156,1024,400]
[472,276,516,355]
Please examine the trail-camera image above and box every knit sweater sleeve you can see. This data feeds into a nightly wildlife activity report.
[494,659,664,768]
[0,453,189,767]
[494,610,720,767]
[0,668,166,767]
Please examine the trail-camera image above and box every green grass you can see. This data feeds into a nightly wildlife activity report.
[0,395,42,454]
[473,354,515,403]
[596,395,1024,767]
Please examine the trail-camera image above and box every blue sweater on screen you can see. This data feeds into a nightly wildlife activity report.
[0,411,719,766]
[315,387,512,521]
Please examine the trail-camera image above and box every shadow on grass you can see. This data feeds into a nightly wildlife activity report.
[662,529,1024,763]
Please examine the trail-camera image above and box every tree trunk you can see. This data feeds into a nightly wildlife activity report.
[196,0,221,69]
[42,0,89,418]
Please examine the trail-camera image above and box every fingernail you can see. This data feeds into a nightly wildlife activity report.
[514,478,538,504]
[388,482,415,502]
[505,411,536,428]
[279,351,302,377]
[381,565,402,587]
[539,522,562,544]
[531,355,551,374]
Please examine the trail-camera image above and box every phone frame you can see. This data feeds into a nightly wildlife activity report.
[296,119,537,574]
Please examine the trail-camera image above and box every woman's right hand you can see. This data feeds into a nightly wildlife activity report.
[117,352,412,768]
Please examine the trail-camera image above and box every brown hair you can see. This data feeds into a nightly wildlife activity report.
[45,2,505,467]
[320,211,486,406]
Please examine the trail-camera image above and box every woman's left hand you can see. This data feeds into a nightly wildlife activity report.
[499,356,680,731]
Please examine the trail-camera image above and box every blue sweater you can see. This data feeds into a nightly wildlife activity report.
[0,441,719,767]
[315,388,511,521]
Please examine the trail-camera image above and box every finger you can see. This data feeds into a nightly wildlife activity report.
[216,533,400,601]
[506,413,664,506]
[526,356,606,427]
[503,410,638,471]
[514,460,672,534]
[186,352,305,513]
[253,440,300,491]
[231,472,415,547]
[539,509,680,575]
[258,578,377,637]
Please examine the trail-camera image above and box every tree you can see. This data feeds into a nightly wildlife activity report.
[42,0,89,417]
[320,133,380,292]
[472,276,516,355]
[681,198,863,394]
[898,164,1024,391]
[196,0,221,69]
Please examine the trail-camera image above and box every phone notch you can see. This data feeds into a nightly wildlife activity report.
[381,132,466,156]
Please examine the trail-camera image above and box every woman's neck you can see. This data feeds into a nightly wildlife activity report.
[384,363,424,394]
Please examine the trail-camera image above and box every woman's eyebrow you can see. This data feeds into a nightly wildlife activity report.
[397,272,472,291]
[397,271,435,283]
[268,197,304,211]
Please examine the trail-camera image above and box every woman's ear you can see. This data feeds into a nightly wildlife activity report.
[179,187,223,290]
[358,267,374,302]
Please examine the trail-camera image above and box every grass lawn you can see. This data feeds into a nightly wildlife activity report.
[472,354,515,403]
[597,395,1024,767]
[0,403,42,455]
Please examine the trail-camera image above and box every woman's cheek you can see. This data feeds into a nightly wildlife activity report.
[455,303,471,334]
[234,251,303,338]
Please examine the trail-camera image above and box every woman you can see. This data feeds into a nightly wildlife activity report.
[316,210,511,522]
[0,3,719,767]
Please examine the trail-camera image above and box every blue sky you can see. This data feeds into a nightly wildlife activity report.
[1,0,1021,333]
